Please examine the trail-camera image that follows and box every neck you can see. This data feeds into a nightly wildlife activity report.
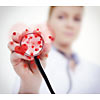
[53,41,72,58]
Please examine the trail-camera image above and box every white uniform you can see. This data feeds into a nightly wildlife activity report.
[13,47,100,94]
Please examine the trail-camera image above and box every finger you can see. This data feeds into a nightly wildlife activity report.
[8,41,34,61]
[10,52,34,66]
[10,53,33,76]
[39,43,51,60]
[8,41,19,51]
[30,60,39,73]
[12,30,29,43]
[12,32,21,43]
[9,23,30,43]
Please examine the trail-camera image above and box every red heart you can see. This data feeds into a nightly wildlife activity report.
[15,44,28,55]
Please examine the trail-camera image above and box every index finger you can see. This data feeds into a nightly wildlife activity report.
[9,23,30,43]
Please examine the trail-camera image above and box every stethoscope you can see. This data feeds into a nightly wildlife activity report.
[19,31,72,94]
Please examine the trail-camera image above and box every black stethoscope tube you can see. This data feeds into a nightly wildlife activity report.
[34,56,55,94]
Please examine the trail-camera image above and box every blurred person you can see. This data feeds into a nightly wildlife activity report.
[8,6,100,94]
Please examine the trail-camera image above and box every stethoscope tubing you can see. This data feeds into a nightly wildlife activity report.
[34,56,55,94]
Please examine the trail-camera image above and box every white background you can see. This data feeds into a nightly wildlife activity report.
[0,6,100,94]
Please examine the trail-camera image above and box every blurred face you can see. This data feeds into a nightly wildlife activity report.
[48,6,83,45]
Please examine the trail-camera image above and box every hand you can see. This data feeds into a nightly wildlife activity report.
[8,23,51,93]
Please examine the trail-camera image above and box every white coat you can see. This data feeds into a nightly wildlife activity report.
[13,47,100,94]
